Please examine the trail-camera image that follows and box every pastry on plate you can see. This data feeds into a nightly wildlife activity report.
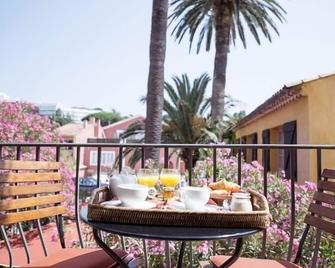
[209,179,240,192]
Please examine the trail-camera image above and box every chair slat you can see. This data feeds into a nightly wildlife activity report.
[0,172,61,183]
[0,205,65,225]
[0,160,60,170]
[0,184,63,197]
[318,180,335,192]
[313,192,335,206]
[0,194,65,211]
[322,169,335,179]
[305,214,335,235]
[309,203,335,220]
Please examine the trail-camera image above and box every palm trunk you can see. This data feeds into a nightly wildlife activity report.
[145,0,168,162]
[211,2,232,122]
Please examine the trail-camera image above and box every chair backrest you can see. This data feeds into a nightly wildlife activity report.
[294,169,335,266]
[304,169,335,235]
[0,160,65,267]
[0,160,65,226]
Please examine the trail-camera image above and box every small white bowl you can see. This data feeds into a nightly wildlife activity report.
[117,184,149,208]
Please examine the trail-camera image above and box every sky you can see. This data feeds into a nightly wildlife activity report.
[0,0,334,117]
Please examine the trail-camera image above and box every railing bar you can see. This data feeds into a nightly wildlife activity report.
[287,149,295,261]
[35,146,48,256]
[317,148,322,182]
[189,241,193,267]
[3,142,335,150]
[54,146,66,248]
[56,146,60,162]
[237,149,242,186]
[261,229,267,259]
[141,147,145,168]
[16,145,21,160]
[188,149,192,186]
[15,145,31,264]
[164,147,169,168]
[1,225,13,268]
[213,148,217,182]
[261,148,268,258]
[75,147,84,248]
[120,236,126,250]
[119,146,123,173]
[311,229,322,268]
[97,147,102,187]
[165,240,171,268]
[142,239,149,268]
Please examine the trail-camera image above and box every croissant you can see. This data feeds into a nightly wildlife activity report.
[209,179,240,192]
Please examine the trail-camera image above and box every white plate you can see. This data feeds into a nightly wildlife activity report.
[168,201,220,212]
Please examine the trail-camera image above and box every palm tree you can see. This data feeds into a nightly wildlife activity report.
[120,73,218,168]
[145,0,169,162]
[169,0,286,121]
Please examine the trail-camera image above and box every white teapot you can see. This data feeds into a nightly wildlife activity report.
[109,167,137,198]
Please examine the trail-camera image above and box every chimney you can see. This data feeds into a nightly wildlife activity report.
[89,117,96,124]
[95,119,101,137]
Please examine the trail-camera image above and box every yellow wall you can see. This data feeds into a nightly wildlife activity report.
[235,96,310,182]
[235,74,335,182]
[303,75,335,179]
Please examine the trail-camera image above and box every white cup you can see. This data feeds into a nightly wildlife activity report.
[117,184,149,208]
[183,186,210,211]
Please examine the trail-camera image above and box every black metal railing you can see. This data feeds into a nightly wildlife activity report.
[1,142,334,266]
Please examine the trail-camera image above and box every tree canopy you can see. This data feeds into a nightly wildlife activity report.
[82,110,127,126]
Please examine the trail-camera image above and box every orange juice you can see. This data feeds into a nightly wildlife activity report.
[138,176,158,187]
[160,174,180,187]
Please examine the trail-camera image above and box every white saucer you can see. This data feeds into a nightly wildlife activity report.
[100,200,156,209]
[168,201,220,212]
[100,200,122,208]
[123,201,157,209]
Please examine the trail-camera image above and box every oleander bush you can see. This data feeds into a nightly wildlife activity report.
[121,147,334,267]
[0,101,75,216]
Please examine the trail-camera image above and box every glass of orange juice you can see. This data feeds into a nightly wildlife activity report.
[137,169,159,198]
[160,169,181,200]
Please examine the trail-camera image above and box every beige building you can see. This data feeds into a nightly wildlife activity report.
[233,72,335,183]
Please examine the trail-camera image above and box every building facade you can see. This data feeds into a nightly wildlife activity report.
[233,73,335,182]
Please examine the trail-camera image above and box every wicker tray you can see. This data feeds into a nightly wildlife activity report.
[87,187,271,229]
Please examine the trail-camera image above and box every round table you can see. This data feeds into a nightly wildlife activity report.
[80,207,261,268]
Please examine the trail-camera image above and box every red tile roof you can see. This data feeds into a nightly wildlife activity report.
[233,72,335,130]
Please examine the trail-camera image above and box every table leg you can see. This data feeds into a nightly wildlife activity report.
[177,241,186,268]
[219,238,244,268]
[93,228,129,268]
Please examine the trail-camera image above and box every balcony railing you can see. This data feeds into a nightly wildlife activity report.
[1,142,334,267]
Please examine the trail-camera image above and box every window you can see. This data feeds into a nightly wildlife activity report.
[90,151,115,166]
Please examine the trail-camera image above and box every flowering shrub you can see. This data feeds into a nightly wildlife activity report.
[0,101,75,214]
[122,147,334,267]
[192,148,334,267]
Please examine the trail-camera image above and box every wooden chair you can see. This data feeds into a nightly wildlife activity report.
[0,160,130,268]
[207,168,335,268]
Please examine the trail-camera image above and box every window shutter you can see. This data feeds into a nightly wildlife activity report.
[262,129,270,174]
[283,121,297,180]
[241,136,247,160]
[251,133,258,161]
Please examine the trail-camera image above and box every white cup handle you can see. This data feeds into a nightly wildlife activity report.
[148,187,157,199]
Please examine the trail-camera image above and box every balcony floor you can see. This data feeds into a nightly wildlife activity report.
[0,221,79,267]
